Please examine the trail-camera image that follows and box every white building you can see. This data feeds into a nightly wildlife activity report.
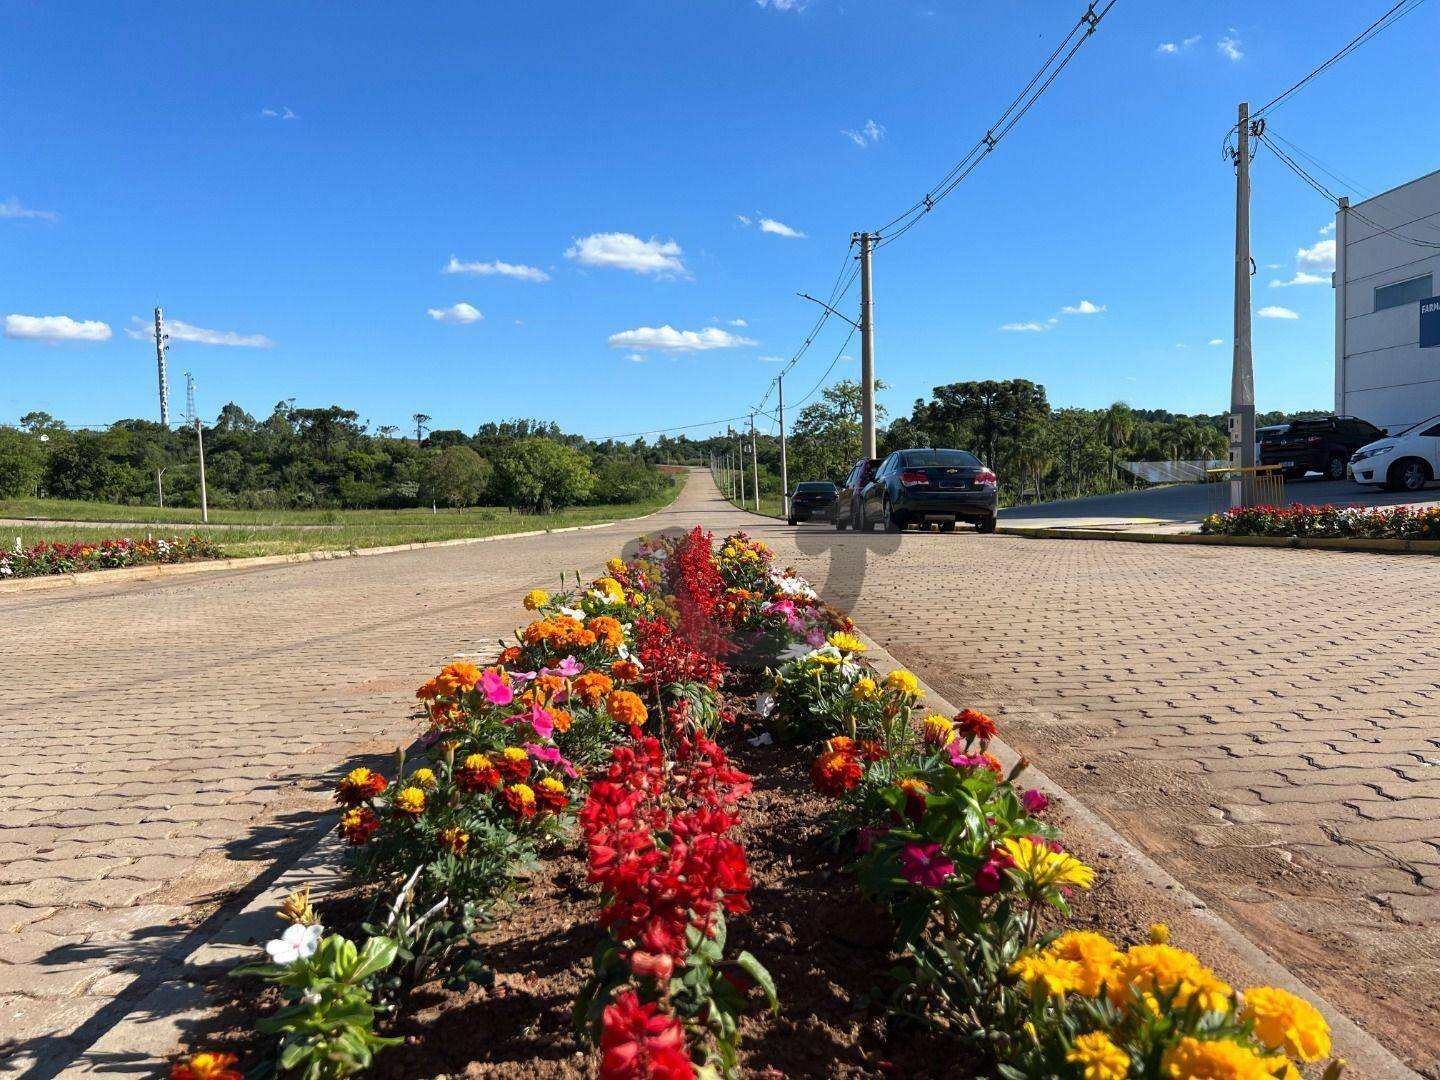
[1334,168,1440,430]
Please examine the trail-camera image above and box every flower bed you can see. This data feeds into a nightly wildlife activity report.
[1201,502,1440,540]
[0,534,221,578]
[177,528,1347,1080]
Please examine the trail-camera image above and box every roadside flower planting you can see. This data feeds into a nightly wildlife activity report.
[186,526,1345,1079]
[0,534,220,578]
[1201,502,1440,540]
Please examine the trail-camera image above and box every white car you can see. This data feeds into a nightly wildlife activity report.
[1349,415,1440,491]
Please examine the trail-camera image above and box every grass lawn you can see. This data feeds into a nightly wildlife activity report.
[0,479,682,559]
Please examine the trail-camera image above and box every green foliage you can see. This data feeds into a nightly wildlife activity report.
[233,932,401,1080]
[0,427,44,497]
[491,436,595,512]
[419,445,492,508]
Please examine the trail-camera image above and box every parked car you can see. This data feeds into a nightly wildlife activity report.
[1260,415,1387,480]
[857,448,998,533]
[787,481,838,525]
[1349,414,1440,491]
[1256,423,1289,459]
[833,457,881,531]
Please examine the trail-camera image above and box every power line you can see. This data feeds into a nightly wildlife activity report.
[1250,0,1431,120]
[870,0,1117,251]
[593,413,754,442]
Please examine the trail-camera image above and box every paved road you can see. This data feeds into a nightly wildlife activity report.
[4,469,1438,1073]
[1001,475,1440,531]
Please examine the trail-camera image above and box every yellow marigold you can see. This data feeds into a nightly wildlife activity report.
[392,786,426,817]
[1067,1032,1131,1080]
[464,752,494,771]
[607,557,627,575]
[593,576,625,602]
[1044,931,1120,997]
[500,746,528,767]
[851,676,879,700]
[1110,943,1231,1014]
[278,887,319,926]
[172,1052,242,1080]
[1150,922,1170,945]
[884,669,921,696]
[606,689,649,727]
[410,768,437,790]
[1161,1036,1279,1080]
[826,631,867,653]
[921,714,956,747]
[1241,986,1331,1062]
[1002,837,1095,890]
[437,826,469,854]
[523,588,550,611]
[1009,951,1082,999]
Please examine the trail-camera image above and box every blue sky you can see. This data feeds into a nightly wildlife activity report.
[4,0,1438,440]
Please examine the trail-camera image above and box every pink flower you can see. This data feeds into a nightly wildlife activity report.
[856,826,886,854]
[900,842,954,888]
[523,742,579,778]
[481,670,514,705]
[556,656,584,678]
[973,846,1016,895]
[1021,788,1048,815]
[527,701,554,739]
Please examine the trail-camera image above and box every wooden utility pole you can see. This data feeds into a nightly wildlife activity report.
[777,374,789,519]
[749,413,759,512]
[1230,102,1257,508]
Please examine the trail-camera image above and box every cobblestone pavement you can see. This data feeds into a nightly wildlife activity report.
[0,475,742,1076]
[755,504,1440,1072]
[5,469,1438,1073]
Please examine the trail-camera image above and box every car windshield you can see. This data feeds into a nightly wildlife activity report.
[796,482,835,491]
[1386,415,1439,438]
[900,450,982,467]
[1288,418,1335,432]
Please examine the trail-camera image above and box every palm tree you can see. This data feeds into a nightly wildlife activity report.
[1097,402,1135,485]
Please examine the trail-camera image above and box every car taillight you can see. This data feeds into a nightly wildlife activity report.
[975,468,997,487]
[900,470,929,486]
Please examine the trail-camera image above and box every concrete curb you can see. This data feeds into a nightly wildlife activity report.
[998,523,1440,556]
[1,481,692,596]
[849,627,1420,1080]
[56,827,346,1079]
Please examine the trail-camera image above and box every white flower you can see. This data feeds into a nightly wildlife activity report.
[755,692,775,718]
[587,589,622,607]
[265,922,324,965]
[747,731,774,747]
[769,572,816,600]
[559,605,586,621]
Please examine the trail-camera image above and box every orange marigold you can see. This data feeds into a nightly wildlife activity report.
[811,749,863,796]
[503,783,537,817]
[606,689,649,727]
[499,645,524,665]
[550,709,574,733]
[588,616,625,650]
[334,767,387,806]
[435,661,482,696]
[415,677,440,701]
[955,708,997,743]
[611,659,642,682]
[573,671,615,706]
[172,1052,242,1080]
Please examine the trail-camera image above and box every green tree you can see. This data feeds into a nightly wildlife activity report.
[918,379,1049,468]
[789,379,887,484]
[0,427,45,498]
[491,437,594,512]
[1097,402,1136,482]
[420,445,492,509]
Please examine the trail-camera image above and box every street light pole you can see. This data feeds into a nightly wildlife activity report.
[1230,102,1257,508]
[777,374,789,519]
[749,413,759,512]
[856,231,877,460]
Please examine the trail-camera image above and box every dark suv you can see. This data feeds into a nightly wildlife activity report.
[1260,415,1387,480]
[833,458,880,531]
[786,481,838,525]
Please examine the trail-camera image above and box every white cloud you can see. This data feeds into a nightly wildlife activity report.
[625,353,645,363]
[442,256,549,282]
[1000,321,1046,332]
[1257,305,1299,320]
[1296,238,1336,270]
[1157,35,1200,55]
[1270,271,1329,288]
[124,317,275,347]
[1209,338,1225,346]
[607,325,757,353]
[758,354,785,362]
[5,314,111,343]
[427,303,483,325]
[1319,221,1335,235]
[565,232,688,277]
[1061,299,1106,315]
[758,217,806,238]
[728,318,749,327]
[1218,33,1242,61]
[736,214,752,226]
[1184,34,1202,46]
[260,106,299,120]
[756,0,804,10]
[842,119,886,148]
[1047,316,1058,325]
[0,197,58,222]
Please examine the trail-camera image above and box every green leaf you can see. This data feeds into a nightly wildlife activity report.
[735,951,779,1014]
[350,936,399,982]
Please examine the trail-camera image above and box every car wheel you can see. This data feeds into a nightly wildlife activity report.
[1387,457,1432,492]
[787,517,797,526]
[939,520,956,533]
[834,507,848,531]
[1326,452,1346,481]
[883,499,902,533]
[977,514,997,534]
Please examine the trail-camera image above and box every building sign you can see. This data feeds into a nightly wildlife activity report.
[1422,296,1440,349]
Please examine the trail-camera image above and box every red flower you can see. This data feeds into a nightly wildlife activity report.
[338,807,380,846]
[955,708,998,744]
[599,991,693,1080]
[811,749,862,796]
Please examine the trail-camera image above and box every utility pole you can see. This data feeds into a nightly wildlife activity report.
[1229,103,1257,508]
[749,413,759,512]
[856,231,877,460]
[157,467,165,509]
[153,307,170,426]
[737,426,746,506]
[185,372,209,523]
[777,374,789,519]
